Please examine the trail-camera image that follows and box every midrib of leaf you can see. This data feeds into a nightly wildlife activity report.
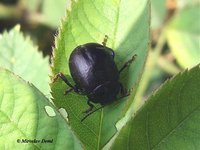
[97,1,122,149]
[152,105,200,150]
[112,0,121,49]
[98,110,103,150]
[127,122,132,150]
[76,4,96,41]
[145,112,150,150]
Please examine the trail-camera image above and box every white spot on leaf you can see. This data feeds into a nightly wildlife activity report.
[59,108,68,122]
[45,106,56,117]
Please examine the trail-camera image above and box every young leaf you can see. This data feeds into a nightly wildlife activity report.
[111,64,200,150]
[0,25,50,96]
[166,4,200,68]
[51,0,150,149]
[0,68,82,150]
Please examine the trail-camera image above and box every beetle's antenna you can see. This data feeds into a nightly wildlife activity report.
[102,35,108,46]
[81,105,105,122]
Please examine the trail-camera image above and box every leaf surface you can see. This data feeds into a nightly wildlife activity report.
[51,0,150,149]
[0,68,82,150]
[111,64,200,150]
[0,25,50,96]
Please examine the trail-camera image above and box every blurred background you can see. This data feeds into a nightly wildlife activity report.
[0,0,199,100]
[0,0,69,56]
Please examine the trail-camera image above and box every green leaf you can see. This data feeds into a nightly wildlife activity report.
[0,25,50,96]
[111,64,200,150]
[166,4,200,68]
[51,0,150,149]
[151,0,167,29]
[0,68,82,150]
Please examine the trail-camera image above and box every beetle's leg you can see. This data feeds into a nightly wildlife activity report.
[118,90,130,99]
[64,88,74,95]
[118,92,130,99]
[102,35,108,46]
[82,100,94,114]
[53,72,76,90]
[119,54,137,74]
[119,83,127,95]
[81,105,104,122]
[119,83,130,98]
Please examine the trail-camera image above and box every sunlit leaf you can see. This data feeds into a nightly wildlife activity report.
[0,68,82,150]
[0,25,50,96]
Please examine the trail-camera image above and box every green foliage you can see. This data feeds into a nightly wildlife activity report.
[0,0,199,149]
[0,68,82,150]
[19,0,67,27]
[166,4,200,68]
[51,0,150,149]
[111,64,200,150]
[151,0,167,29]
[0,25,50,96]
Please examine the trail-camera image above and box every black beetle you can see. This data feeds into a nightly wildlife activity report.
[53,36,136,121]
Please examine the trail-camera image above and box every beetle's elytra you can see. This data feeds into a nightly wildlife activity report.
[53,36,136,121]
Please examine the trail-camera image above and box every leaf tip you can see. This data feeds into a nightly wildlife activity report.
[13,24,21,32]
